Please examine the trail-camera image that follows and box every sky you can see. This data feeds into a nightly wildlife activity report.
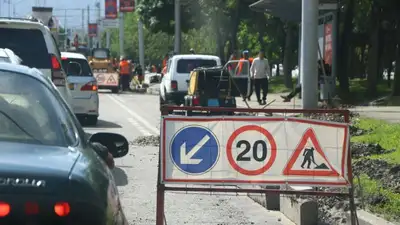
[0,0,110,32]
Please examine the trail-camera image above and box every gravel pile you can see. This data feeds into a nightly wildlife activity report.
[131,135,160,146]
[353,159,400,193]
[350,143,394,158]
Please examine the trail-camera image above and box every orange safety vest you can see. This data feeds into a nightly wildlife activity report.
[119,61,130,75]
[237,57,254,74]
[162,58,167,68]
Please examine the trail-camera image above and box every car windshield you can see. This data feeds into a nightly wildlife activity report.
[0,70,77,146]
[177,59,217,73]
[0,28,51,69]
[93,49,108,59]
[62,58,92,76]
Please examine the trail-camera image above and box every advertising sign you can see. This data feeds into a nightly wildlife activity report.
[105,0,118,19]
[88,23,98,37]
[119,0,135,12]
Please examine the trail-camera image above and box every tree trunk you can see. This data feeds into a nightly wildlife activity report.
[366,4,380,97]
[283,23,294,88]
[392,21,400,96]
[337,0,354,94]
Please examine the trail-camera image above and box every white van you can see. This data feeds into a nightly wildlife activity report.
[0,18,72,105]
[159,54,221,106]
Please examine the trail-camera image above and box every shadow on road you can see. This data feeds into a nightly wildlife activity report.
[84,120,122,128]
[112,167,128,186]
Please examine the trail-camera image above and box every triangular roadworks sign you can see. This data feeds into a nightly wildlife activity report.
[283,128,340,177]
[107,75,117,84]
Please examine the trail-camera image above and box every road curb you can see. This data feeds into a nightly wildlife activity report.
[345,210,398,225]
[246,186,397,225]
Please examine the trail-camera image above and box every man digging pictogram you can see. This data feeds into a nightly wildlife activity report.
[300,146,329,169]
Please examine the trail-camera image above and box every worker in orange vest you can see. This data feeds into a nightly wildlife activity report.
[237,50,254,101]
[119,56,131,91]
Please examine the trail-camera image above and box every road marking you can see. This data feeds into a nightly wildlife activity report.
[127,118,152,136]
[107,94,158,135]
[114,95,125,103]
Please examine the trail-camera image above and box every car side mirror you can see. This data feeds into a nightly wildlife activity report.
[89,132,129,158]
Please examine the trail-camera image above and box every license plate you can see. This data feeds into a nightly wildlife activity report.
[207,99,219,107]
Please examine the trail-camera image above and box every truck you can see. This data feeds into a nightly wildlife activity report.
[88,48,119,93]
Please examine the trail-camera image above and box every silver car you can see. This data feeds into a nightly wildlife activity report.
[61,52,99,126]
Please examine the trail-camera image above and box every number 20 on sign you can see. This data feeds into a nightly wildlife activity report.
[226,125,277,176]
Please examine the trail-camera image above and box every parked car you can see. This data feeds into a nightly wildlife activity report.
[0,17,72,105]
[0,48,22,64]
[159,54,221,106]
[0,62,128,224]
[61,52,99,125]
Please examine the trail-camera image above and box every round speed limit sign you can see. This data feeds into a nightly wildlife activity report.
[226,125,277,176]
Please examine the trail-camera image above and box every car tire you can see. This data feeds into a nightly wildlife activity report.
[111,87,119,93]
[86,116,98,126]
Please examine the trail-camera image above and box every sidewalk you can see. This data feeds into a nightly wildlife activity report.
[236,93,400,123]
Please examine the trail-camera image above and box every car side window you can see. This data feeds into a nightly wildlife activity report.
[167,59,172,73]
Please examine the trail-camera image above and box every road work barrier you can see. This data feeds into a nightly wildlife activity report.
[156,106,358,225]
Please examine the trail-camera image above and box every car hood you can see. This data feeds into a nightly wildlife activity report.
[0,141,80,194]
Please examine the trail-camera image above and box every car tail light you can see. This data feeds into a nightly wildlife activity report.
[54,202,70,217]
[50,54,66,87]
[171,80,177,90]
[24,202,39,215]
[81,81,98,91]
[0,202,10,217]
[192,96,200,106]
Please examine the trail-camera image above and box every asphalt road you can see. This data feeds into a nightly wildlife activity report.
[85,91,295,225]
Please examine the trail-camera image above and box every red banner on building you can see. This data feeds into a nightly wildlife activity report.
[119,0,135,12]
[105,0,118,19]
[324,23,333,65]
[88,23,98,37]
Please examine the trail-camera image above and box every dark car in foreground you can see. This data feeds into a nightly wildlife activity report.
[0,62,129,224]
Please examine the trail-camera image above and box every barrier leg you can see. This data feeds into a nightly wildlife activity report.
[156,183,165,225]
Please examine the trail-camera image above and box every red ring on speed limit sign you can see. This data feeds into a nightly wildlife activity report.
[226,125,277,176]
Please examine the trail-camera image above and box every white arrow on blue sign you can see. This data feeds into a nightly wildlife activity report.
[170,126,220,174]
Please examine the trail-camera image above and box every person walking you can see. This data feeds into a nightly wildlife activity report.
[118,56,131,91]
[237,50,254,101]
[250,50,270,105]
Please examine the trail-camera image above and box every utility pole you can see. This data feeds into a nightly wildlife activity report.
[174,0,181,53]
[81,9,84,42]
[87,5,91,48]
[138,19,145,69]
[106,31,110,48]
[119,12,124,57]
[64,9,67,50]
[96,1,101,48]
[300,0,319,109]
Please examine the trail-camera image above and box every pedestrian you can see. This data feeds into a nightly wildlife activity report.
[118,56,131,91]
[250,50,270,105]
[237,50,254,101]
[280,60,330,102]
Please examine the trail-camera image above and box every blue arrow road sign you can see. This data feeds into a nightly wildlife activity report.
[170,126,220,175]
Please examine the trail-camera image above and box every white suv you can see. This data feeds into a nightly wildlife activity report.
[159,54,221,106]
[0,18,72,105]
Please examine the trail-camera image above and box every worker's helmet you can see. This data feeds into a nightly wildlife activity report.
[120,56,126,61]
[189,48,195,54]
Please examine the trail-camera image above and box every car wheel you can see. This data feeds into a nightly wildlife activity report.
[111,87,119,93]
[86,116,98,126]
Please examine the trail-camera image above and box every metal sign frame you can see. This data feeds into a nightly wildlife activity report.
[156,106,358,225]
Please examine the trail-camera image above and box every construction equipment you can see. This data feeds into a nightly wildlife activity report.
[89,48,119,93]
